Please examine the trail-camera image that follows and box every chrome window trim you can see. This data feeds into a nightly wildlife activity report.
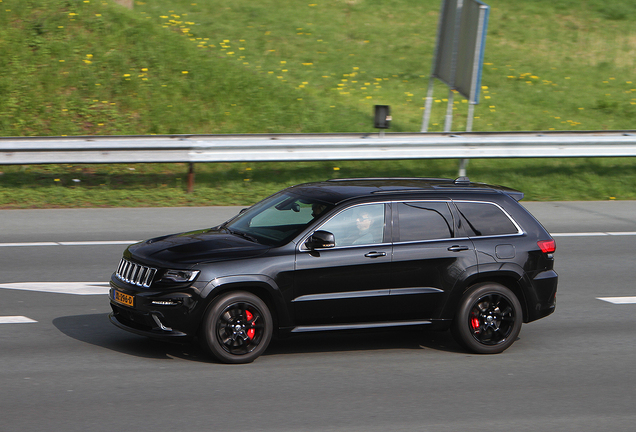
[392,235,471,246]
[297,198,525,251]
[392,199,456,243]
[298,201,392,252]
[299,241,392,252]
[452,199,525,236]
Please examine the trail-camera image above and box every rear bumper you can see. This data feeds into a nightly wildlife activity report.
[525,269,558,322]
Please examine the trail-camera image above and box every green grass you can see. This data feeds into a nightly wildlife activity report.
[0,0,373,135]
[0,0,635,208]
[1,157,635,208]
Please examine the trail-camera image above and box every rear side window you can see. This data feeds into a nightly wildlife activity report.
[454,201,519,236]
[396,202,454,242]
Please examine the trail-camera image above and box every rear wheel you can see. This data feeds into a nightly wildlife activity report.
[202,291,273,364]
[452,283,522,354]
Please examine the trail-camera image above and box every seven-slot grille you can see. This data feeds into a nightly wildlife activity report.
[116,258,157,288]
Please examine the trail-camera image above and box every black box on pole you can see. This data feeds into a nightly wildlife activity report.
[374,105,391,129]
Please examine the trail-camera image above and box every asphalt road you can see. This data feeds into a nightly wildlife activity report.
[1,202,635,432]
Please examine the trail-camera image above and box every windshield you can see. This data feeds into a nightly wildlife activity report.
[222,192,333,246]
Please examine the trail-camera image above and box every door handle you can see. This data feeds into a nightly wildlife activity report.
[447,245,469,252]
[364,251,387,258]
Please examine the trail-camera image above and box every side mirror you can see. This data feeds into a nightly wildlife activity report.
[305,230,335,250]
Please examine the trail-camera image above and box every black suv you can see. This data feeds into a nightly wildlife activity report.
[109,177,557,363]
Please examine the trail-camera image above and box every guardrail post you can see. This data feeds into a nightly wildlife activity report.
[458,158,469,177]
[187,163,195,193]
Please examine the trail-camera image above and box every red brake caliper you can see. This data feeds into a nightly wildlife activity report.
[471,316,481,333]
[245,310,255,339]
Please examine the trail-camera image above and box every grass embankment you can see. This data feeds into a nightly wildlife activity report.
[0,0,635,208]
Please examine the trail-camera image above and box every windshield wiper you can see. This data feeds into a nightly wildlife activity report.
[223,227,260,243]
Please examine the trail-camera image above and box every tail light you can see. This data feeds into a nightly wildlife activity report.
[537,239,556,253]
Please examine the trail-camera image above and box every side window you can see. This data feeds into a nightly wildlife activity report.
[319,203,385,247]
[454,202,519,236]
[397,202,454,242]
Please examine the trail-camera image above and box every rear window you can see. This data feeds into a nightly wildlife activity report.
[454,201,519,236]
[396,202,454,242]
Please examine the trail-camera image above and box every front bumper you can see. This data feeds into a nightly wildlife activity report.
[108,278,204,339]
[109,310,188,338]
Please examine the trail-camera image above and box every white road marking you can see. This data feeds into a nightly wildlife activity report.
[0,240,139,247]
[553,232,636,237]
[0,316,38,324]
[58,241,139,246]
[597,296,636,304]
[0,282,110,295]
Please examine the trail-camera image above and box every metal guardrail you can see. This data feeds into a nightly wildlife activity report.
[2,131,635,191]
[2,131,636,165]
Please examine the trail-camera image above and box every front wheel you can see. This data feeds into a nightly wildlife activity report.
[202,291,273,364]
[452,283,522,354]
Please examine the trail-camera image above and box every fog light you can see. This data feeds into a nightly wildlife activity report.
[151,300,181,306]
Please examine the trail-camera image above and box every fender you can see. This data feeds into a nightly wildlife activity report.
[436,263,528,322]
[200,274,293,328]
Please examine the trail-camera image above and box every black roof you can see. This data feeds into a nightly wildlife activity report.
[286,177,524,205]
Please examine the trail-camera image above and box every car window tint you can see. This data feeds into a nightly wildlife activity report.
[226,192,334,246]
[319,203,385,247]
[250,200,314,227]
[455,202,519,236]
[397,202,453,241]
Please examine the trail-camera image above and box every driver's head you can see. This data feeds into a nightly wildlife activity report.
[355,211,373,231]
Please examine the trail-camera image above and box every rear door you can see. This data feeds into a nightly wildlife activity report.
[388,200,477,320]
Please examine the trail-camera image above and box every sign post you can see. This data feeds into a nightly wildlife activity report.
[421,0,490,175]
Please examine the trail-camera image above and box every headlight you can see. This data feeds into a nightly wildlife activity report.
[161,269,200,283]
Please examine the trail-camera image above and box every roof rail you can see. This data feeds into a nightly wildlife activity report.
[327,177,453,182]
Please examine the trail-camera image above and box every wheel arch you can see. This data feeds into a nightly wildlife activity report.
[199,275,291,335]
[442,272,530,323]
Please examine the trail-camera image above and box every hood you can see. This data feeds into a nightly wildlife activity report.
[126,228,270,266]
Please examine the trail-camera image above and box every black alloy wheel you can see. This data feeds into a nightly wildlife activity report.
[203,291,273,364]
[452,283,522,354]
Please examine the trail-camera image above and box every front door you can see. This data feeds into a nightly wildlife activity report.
[293,203,392,326]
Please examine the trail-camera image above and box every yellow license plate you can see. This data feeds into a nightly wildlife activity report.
[114,290,134,307]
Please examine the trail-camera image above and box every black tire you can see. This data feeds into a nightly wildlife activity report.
[202,291,273,364]
[451,283,522,354]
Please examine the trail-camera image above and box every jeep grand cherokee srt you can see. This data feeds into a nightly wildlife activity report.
[109,177,557,363]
